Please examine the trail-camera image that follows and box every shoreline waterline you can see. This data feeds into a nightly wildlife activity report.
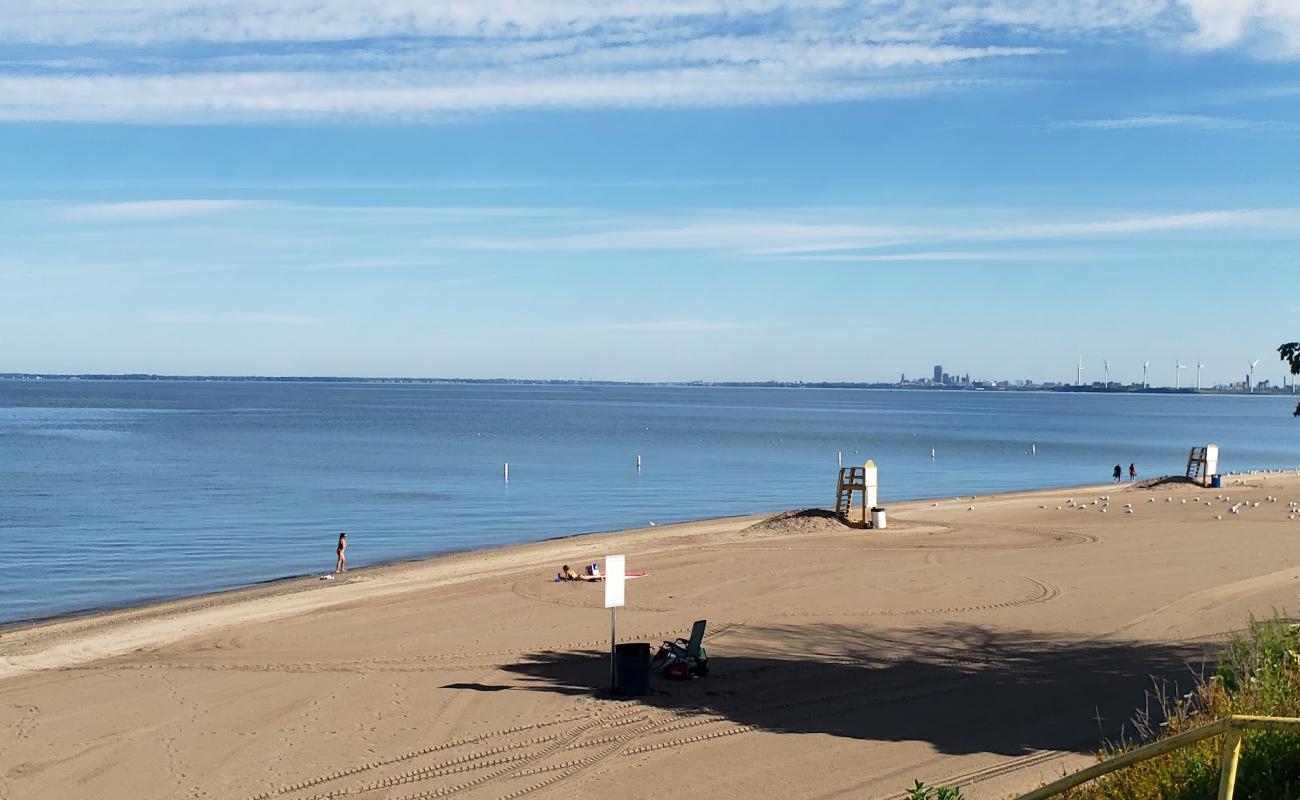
[0,475,1189,639]
[7,380,1299,627]
[6,466,1297,635]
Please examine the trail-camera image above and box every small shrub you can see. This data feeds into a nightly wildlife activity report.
[1059,612,1300,799]
[905,779,965,800]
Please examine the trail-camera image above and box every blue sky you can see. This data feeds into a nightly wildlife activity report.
[2,1,1299,385]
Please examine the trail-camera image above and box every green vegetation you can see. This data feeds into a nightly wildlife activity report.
[1059,613,1300,799]
[1280,342,1300,416]
[908,615,1300,798]
[905,779,965,800]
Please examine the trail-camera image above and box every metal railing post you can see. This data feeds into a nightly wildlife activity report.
[1216,729,1243,800]
[1011,716,1300,800]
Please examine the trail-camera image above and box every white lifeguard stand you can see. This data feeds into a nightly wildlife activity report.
[1186,444,1219,486]
[835,459,881,528]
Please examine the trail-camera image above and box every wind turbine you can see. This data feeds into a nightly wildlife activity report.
[1142,361,1150,389]
[1196,362,1204,391]
[1175,361,1187,390]
[1249,359,1260,393]
[1104,360,1111,388]
[1076,356,1085,387]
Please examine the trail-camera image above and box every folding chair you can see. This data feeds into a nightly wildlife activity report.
[650,619,709,677]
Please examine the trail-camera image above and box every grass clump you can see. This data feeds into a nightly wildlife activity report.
[1060,613,1300,799]
[906,779,964,800]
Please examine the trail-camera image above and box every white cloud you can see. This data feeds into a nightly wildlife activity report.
[1179,0,1300,57]
[0,0,1193,123]
[0,1,1161,46]
[0,66,1019,123]
[2,1,1294,123]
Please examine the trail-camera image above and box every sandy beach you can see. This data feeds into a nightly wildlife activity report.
[4,472,1300,800]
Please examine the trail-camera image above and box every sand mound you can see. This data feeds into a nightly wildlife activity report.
[743,507,851,534]
[1137,475,1194,489]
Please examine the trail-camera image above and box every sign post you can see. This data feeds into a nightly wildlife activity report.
[604,554,626,692]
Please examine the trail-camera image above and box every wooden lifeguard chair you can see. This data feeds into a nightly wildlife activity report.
[1186,444,1219,486]
[835,459,878,528]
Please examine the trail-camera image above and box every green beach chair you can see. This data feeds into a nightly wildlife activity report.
[651,619,709,677]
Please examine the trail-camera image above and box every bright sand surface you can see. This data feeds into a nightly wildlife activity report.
[4,473,1300,800]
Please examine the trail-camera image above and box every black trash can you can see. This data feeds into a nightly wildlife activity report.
[614,642,651,696]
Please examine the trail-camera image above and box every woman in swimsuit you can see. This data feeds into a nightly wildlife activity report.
[335,532,347,574]
[558,564,600,581]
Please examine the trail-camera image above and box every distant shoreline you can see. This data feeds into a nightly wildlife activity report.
[1,372,1293,395]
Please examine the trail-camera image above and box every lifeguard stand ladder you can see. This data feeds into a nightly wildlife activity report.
[1186,444,1219,487]
[835,459,879,528]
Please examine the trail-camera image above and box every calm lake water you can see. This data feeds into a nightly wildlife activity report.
[2,380,1298,624]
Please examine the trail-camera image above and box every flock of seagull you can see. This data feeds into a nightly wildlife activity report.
[1034,470,1300,521]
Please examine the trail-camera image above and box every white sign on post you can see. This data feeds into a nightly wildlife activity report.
[604,554,627,692]
[604,554,626,608]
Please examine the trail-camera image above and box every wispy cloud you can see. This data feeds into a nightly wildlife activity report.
[21,200,1300,271]
[1056,113,1300,131]
[783,250,1080,262]
[0,70,1022,123]
[449,208,1300,256]
[56,200,268,222]
[593,320,750,333]
[147,310,321,325]
[7,0,1286,123]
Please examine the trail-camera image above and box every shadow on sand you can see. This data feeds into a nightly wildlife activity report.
[493,623,1214,757]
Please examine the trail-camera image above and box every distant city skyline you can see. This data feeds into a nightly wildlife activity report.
[2,3,1299,383]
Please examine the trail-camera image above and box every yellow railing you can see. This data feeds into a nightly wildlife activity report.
[1014,715,1300,800]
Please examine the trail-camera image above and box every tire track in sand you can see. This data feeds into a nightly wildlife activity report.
[776,577,1060,618]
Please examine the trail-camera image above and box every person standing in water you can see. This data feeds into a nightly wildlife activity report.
[335,532,347,574]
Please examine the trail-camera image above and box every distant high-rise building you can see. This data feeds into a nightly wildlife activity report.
[933,365,943,384]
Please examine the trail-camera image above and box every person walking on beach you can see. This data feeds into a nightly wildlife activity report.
[1129,463,1137,481]
[335,532,347,574]
[1113,464,1122,483]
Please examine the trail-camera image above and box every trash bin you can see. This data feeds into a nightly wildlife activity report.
[870,507,887,530]
[614,642,651,696]
[1210,474,1222,488]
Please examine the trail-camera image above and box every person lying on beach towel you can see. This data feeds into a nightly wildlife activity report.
[554,564,647,582]
[556,564,601,582]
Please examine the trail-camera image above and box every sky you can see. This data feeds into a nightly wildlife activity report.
[2,1,1299,385]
